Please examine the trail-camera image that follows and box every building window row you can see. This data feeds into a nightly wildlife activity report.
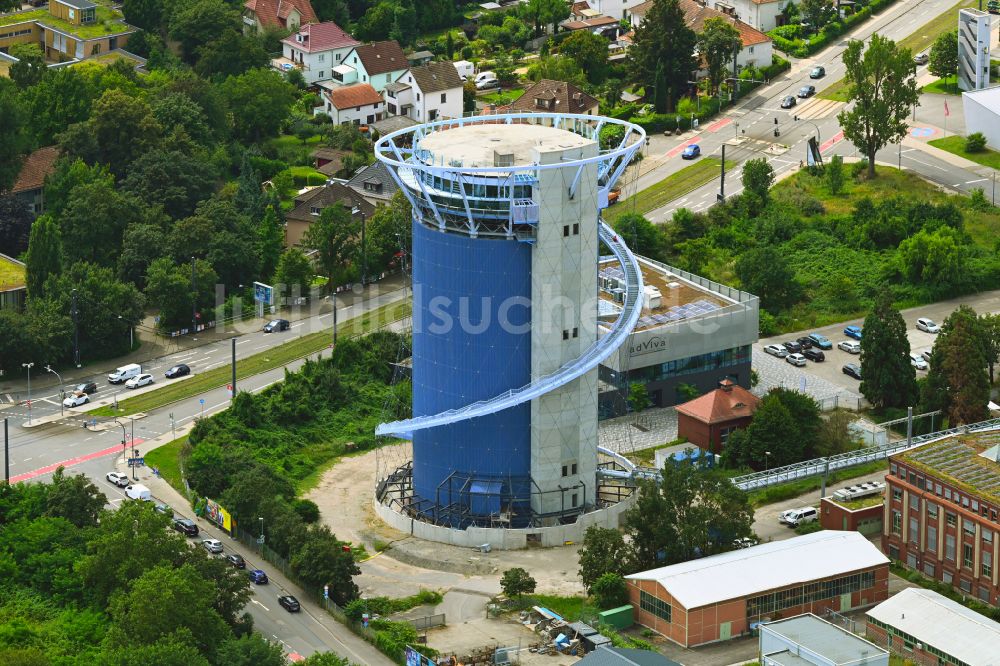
[891,463,1000,523]
[745,571,876,618]
[627,345,751,383]
[639,591,671,622]
[867,617,971,666]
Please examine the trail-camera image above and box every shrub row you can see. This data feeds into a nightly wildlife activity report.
[768,0,899,58]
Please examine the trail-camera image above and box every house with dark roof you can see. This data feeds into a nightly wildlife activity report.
[675,379,759,454]
[578,646,680,666]
[629,0,773,68]
[509,79,600,116]
[9,146,59,217]
[346,162,399,205]
[311,147,352,177]
[315,82,385,126]
[285,182,375,248]
[386,61,464,122]
[242,0,317,34]
[331,40,408,93]
[273,21,359,85]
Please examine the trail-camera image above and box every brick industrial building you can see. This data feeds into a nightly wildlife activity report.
[625,531,890,647]
[884,430,1000,605]
[675,379,759,454]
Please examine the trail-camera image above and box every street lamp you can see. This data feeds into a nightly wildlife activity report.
[764,450,772,474]
[129,417,137,481]
[44,365,64,416]
[21,363,33,425]
[258,517,265,552]
[117,315,134,349]
[113,418,127,471]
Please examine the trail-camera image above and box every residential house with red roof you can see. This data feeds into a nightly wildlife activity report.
[315,82,385,126]
[273,21,359,85]
[9,146,59,218]
[242,0,317,34]
[629,0,772,69]
[675,379,760,454]
[328,40,408,93]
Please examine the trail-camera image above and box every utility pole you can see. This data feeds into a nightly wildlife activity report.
[21,363,33,426]
[718,143,726,202]
[45,365,64,416]
[4,418,9,483]
[114,418,126,472]
[130,417,136,481]
[231,337,237,398]
[332,292,338,346]
[360,211,368,287]
[190,256,197,335]
[71,288,80,368]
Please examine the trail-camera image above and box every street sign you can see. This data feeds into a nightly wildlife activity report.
[256,536,265,544]
[323,585,329,600]
[127,457,145,466]
[253,281,274,305]
[199,398,205,405]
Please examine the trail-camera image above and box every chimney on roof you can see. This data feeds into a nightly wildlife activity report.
[719,378,734,392]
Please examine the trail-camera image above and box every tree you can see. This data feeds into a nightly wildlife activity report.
[60,89,161,178]
[145,257,218,331]
[768,388,822,455]
[527,55,587,88]
[500,567,536,599]
[925,305,990,425]
[389,0,417,46]
[799,0,835,34]
[628,382,652,412]
[365,193,411,273]
[195,29,269,78]
[289,525,361,605]
[234,151,266,222]
[59,180,137,267]
[928,30,958,92]
[558,30,608,83]
[9,44,46,89]
[312,0,349,24]
[838,36,919,179]
[814,410,859,456]
[524,0,569,35]
[897,226,964,294]
[152,92,216,148]
[215,635,286,666]
[119,223,169,288]
[612,212,664,259]
[624,457,753,569]
[121,149,217,220]
[966,132,987,153]
[0,196,33,258]
[0,79,29,193]
[21,67,95,147]
[980,313,1000,384]
[45,467,106,528]
[220,69,297,143]
[257,208,285,282]
[591,573,629,609]
[24,215,62,299]
[734,246,801,312]
[653,61,667,114]
[723,394,801,468]
[169,0,239,62]
[826,154,845,194]
[741,157,775,210]
[577,526,628,591]
[304,203,360,290]
[301,653,354,666]
[699,18,741,94]
[274,248,314,297]
[859,294,918,409]
[630,0,697,113]
[123,0,164,30]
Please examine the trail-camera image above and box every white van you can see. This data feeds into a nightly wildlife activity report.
[108,363,142,384]
[124,484,152,501]
[474,70,495,84]
[779,507,818,527]
[453,60,474,81]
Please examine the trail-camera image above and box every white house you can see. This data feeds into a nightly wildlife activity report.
[273,21,360,85]
[963,86,1000,150]
[584,0,652,20]
[316,82,385,126]
[330,40,408,93]
[385,61,464,122]
[629,0,773,69]
[630,0,787,33]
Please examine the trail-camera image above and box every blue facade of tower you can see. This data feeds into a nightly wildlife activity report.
[411,221,533,517]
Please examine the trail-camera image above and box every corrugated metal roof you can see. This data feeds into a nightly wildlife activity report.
[625,531,889,609]
[577,646,680,666]
[762,614,887,665]
[866,588,1000,665]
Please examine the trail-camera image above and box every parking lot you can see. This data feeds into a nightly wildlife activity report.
[753,298,998,402]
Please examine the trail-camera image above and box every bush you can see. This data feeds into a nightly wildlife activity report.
[591,573,629,609]
[850,158,869,179]
[500,567,536,598]
[292,498,320,523]
[966,132,987,153]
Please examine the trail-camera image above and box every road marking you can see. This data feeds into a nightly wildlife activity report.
[704,117,733,133]
[665,137,701,159]
[253,600,271,612]
[966,178,988,184]
[23,458,31,463]
[819,130,844,153]
[9,438,145,483]
[237,340,252,345]
[5,394,13,403]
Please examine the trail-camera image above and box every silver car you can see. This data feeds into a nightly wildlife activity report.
[202,539,223,554]
[786,353,807,367]
[764,344,788,358]
[910,353,928,370]
[837,340,861,354]
[916,317,940,334]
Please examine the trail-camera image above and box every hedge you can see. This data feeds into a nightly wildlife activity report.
[768,0,898,58]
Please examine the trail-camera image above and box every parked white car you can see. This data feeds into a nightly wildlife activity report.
[63,391,89,408]
[837,340,861,354]
[106,471,129,487]
[779,507,818,526]
[916,317,940,334]
[125,373,154,389]
[764,344,788,358]
[785,353,807,367]
[475,77,499,90]
[910,352,928,370]
[202,539,223,554]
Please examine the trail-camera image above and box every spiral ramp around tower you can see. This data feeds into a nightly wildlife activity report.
[375,220,644,440]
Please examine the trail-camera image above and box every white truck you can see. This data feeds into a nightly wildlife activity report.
[125,484,152,501]
[108,363,142,384]
[453,60,474,81]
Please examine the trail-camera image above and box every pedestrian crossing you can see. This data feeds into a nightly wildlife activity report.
[794,98,846,120]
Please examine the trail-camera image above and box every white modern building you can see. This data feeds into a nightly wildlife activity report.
[274,21,360,85]
[316,82,385,125]
[962,85,1000,150]
[330,40,408,93]
[958,8,992,91]
[385,61,464,122]
[760,614,888,666]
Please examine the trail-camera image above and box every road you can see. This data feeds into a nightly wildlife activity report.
[625,0,991,222]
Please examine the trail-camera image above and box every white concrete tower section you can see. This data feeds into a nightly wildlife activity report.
[530,135,601,519]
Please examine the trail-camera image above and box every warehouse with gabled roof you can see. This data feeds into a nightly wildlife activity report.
[625,531,890,647]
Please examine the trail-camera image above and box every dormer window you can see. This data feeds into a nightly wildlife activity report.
[310,206,321,215]
[363,181,383,193]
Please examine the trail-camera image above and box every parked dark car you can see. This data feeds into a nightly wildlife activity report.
[172,518,199,537]
[263,319,289,333]
[780,95,797,109]
[227,553,246,569]
[248,569,269,584]
[842,363,862,380]
[796,336,814,350]
[803,348,825,362]
[808,332,833,349]
[165,364,190,379]
[782,340,803,354]
[278,595,301,612]
[74,381,98,394]
[810,66,826,79]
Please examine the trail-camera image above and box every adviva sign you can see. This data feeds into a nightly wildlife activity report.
[629,336,667,357]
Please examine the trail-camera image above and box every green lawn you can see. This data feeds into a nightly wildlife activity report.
[748,460,888,508]
[605,157,733,222]
[920,77,960,95]
[818,77,851,102]
[144,436,189,500]
[928,135,1000,170]
[90,299,411,417]
[480,87,524,105]
[0,255,25,290]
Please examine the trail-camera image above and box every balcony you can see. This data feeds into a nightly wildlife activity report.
[271,56,307,73]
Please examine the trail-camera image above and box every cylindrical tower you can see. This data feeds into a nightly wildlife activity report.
[375,113,644,531]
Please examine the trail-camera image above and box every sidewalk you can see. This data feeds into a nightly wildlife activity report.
[123,426,395,666]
